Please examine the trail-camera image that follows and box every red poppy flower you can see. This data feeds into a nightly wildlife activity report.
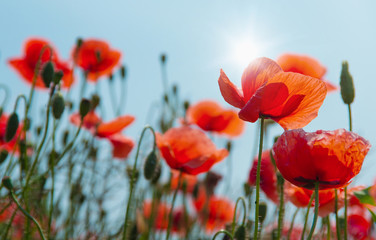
[186,100,244,137]
[193,195,234,232]
[273,129,371,190]
[169,169,198,194]
[218,57,327,130]
[0,114,24,154]
[276,53,337,92]
[348,214,372,240]
[8,38,74,89]
[70,112,135,159]
[248,150,279,203]
[156,126,228,175]
[72,39,121,81]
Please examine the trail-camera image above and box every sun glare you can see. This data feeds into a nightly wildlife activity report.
[229,35,263,70]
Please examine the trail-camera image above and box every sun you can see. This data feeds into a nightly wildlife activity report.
[229,35,264,70]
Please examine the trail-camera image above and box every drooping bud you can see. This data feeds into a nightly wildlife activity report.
[340,61,355,104]
[151,162,162,184]
[0,150,8,164]
[91,94,100,110]
[2,176,13,191]
[42,61,54,87]
[51,92,65,119]
[53,70,64,85]
[5,112,19,142]
[120,65,127,80]
[79,98,91,119]
[144,151,158,180]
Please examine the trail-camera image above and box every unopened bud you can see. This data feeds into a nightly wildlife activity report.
[160,54,167,64]
[0,107,3,117]
[172,84,178,95]
[234,225,246,240]
[24,117,31,131]
[259,202,267,224]
[120,65,127,80]
[108,73,113,82]
[79,99,91,118]
[76,38,83,49]
[151,162,162,184]
[0,150,8,164]
[2,177,13,191]
[183,101,190,111]
[53,71,64,85]
[91,94,100,110]
[51,92,65,119]
[42,61,54,87]
[144,152,158,180]
[163,94,169,103]
[62,130,69,146]
[340,61,355,104]
[226,141,232,152]
[5,113,19,142]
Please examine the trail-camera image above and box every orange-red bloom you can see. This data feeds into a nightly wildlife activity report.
[218,57,327,130]
[193,195,234,232]
[273,129,371,190]
[156,126,228,175]
[72,39,121,81]
[186,100,244,137]
[70,112,134,159]
[248,150,279,203]
[9,38,74,89]
[348,214,372,240]
[276,53,337,92]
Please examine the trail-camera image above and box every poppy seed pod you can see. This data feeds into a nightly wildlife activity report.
[5,112,19,142]
[144,151,159,180]
[340,61,355,104]
[41,61,54,87]
[2,176,13,191]
[235,225,246,240]
[79,99,91,119]
[51,92,65,119]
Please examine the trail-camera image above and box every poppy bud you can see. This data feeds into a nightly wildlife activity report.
[108,73,113,82]
[243,182,253,197]
[5,112,19,142]
[151,162,162,184]
[0,150,8,164]
[42,61,54,87]
[144,151,158,180]
[53,70,64,85]
[204,171,222,195]
[259,202,267,224]
[120,65,127,80]
[172,84,178,95]
[79,98,91,119]
[91,94,100,110]
[340,61,355,104]
[62,130,69,146]
[51,92,65,119]
[76,38,83,49]
[163,94,169,103]
[2,176,13,191]
[24,117,31,131]
[48,150,59,168]
[160,54,167,64]
[0,107,3,117]
[226,141,232,152]
[234,225,246,240]
[183,100,190,111]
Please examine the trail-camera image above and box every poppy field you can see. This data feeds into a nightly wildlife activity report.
[1,1,376,240]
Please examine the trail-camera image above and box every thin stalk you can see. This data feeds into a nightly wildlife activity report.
[343,104,352,240]
[254,117,265,240]
[212,230,234,240]
[9,190,46,240]
[122,125,156,240]
[326,216,331,240]
[335,189,341,240]
[307,182,320,240]
[231,197,247,235]
[301,193,315,240]
[277,175,285,239]
[287,208,299,240]
[2,207,18,239]
[48,119,57,238]
[165,170,182,240]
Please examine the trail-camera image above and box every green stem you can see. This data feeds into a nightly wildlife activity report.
[9,190,46,240]
[344,187,348,240]
[348,104,352,132]
[254,117,265,240]
[165,170,182,240]
[287,208,299,240]
[122,125,156,240]
[335,189,341,240]
[231,197,247,235]
[2,207,17,239]
[301,193,315,240]
[48,119,57,238]
[212,230,234,240]
[277,174,285,239]
[326,216,331,240]
[307,182,320,240]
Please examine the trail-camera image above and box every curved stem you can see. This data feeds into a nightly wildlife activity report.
[231,197,247,235]
[301,193,315,240]
[287,208,299,240]
[212,230,234,240]
[254,117,265,240]
[307,182,319,240]
[122,125,156,240]
[10,190,46,240]
[13,95,27,112]
[165,170,182,240]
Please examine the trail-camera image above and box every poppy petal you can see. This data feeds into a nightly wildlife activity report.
[97,115,135,137]
[108,134,134,159]
[218,69,245,109]
[241,57,283,101]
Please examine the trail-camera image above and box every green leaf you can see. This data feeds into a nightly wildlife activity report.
[367,208,376,222]
[353,187,376,206]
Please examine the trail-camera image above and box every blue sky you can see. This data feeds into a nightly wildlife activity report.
[1,0,376,197]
